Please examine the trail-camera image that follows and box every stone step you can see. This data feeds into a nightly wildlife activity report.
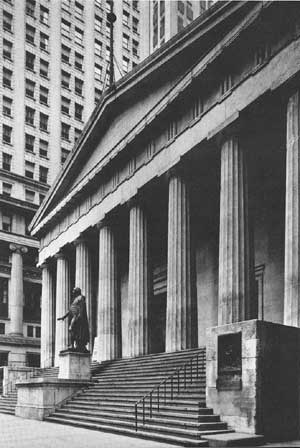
[79,391,206,401]
[69,400,212,414]
[47,411,227,438]
[93,378,206,387]
[94,364,205,376]
[70,395,206,407]
[63,404,217,421]
[45,416,209,447]
[0,407,15,415]
[59,406,221,426]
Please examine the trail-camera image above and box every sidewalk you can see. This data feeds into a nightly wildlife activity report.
[0,414,175,448]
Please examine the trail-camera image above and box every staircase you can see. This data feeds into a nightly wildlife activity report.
[0,366,59,416]
[0,390,17,415]
[45,348,233,446]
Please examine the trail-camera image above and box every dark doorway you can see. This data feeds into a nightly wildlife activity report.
[150,293,166,354]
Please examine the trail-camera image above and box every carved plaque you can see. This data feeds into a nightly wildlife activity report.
[217,332,242,390]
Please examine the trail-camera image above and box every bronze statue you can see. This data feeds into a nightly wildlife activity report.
[57,287,90,352]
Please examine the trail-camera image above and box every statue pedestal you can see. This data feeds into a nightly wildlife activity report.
[58,350,91,380]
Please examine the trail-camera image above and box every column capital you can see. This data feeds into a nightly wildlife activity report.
[54,250,68,261]
[215,121,241,148]
[165,164,188,183]
[73,234,90,247]
[9,243,28,255]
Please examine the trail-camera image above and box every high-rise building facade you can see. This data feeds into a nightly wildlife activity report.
[0,0,148,370]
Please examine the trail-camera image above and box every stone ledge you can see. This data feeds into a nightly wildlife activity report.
[203,432,264,447]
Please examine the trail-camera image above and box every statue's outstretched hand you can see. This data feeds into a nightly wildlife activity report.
[57,317,63,321]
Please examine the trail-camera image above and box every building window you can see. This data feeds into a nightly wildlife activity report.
[62,44,71,64]
[0,324,5,335]
[39,193,45,204]
[75,77,83,96]
[105,47,110,63]
[26,51,35,71]
[123,33,129,50]
[75,103,83,121]
[122,56,129,73]
[95,15,102,33]
[95,39,102,57]
[25,133,35,152]
[40,59,49,78]
[27,325,34,337]
[2,214,12,232]
[61,123,70,141]
[61,96,70,115]
[25,189,35,202]
[25,78,35,98]
[160,17,165,39]
[95,88,102,103]
[2,182,12,197]
[35,326,41,338]
[39,166,48,184]
[25,106,35,125]
[26,24,35,45]
[3,68,12,88]
[3,39,12,60]
[0,278,8,305]
[2,96,12,116]
[2,153,11,171]
[177,0,184,14]
[61,70,70,89]
[75,52,83,70]
[40,6,49,25]
[39,139,48,158]
[75,1,84,18]
[25,161,35,179]
[74,128,81,143]
[61,19,71,38]
[40,113,48,132]
[39,85,49,105]
[123,10,129,27]
[186,1,193,21]
[62,0,71,11]
[3,10,13,32]
[26,0,35,17]
[61,148,70,164]
[75,27,84,46]
[132,39,138,57]
[2,125,12,144]
[177,15,184,32]
[40,33,49,51]
[133,0,139,11]
[255,42,270,66]
[95,64,102,81]
[132,17,138,34]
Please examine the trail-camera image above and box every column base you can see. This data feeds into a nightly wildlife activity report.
[58,350,91,380]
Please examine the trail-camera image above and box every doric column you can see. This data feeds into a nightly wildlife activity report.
[96,222,119,361]
[218,135,250,325]
[9,244,27,335]
[74,237,93,347]
[41,262,55,367]
[284,90,300,326]
[55,251,71,365]
[127,201,149,357]
[166,169,192,352]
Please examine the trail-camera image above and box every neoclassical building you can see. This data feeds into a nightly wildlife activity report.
[30,0,300,375]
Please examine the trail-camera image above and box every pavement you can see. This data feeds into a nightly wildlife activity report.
[1,413,300,447]
[0,413,176,448]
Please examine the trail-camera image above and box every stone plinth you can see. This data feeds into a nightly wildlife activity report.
[15,377,91,420]
[58,350,91,380]
[206,319,300,441]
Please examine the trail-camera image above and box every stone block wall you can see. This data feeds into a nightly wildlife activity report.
[206,320,300,441]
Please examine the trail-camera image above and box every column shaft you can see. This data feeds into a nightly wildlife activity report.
[41,263,55,367]
[127,204,149,357]
[75,239,93,347]
[97,224,119,361]
[55,254,71,365]
[166,172,192,352]
[9,245,27,335]
[218,136,250,325]
[284,90,300,326]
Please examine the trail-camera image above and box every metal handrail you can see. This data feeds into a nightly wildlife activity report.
[134,351,204,431]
